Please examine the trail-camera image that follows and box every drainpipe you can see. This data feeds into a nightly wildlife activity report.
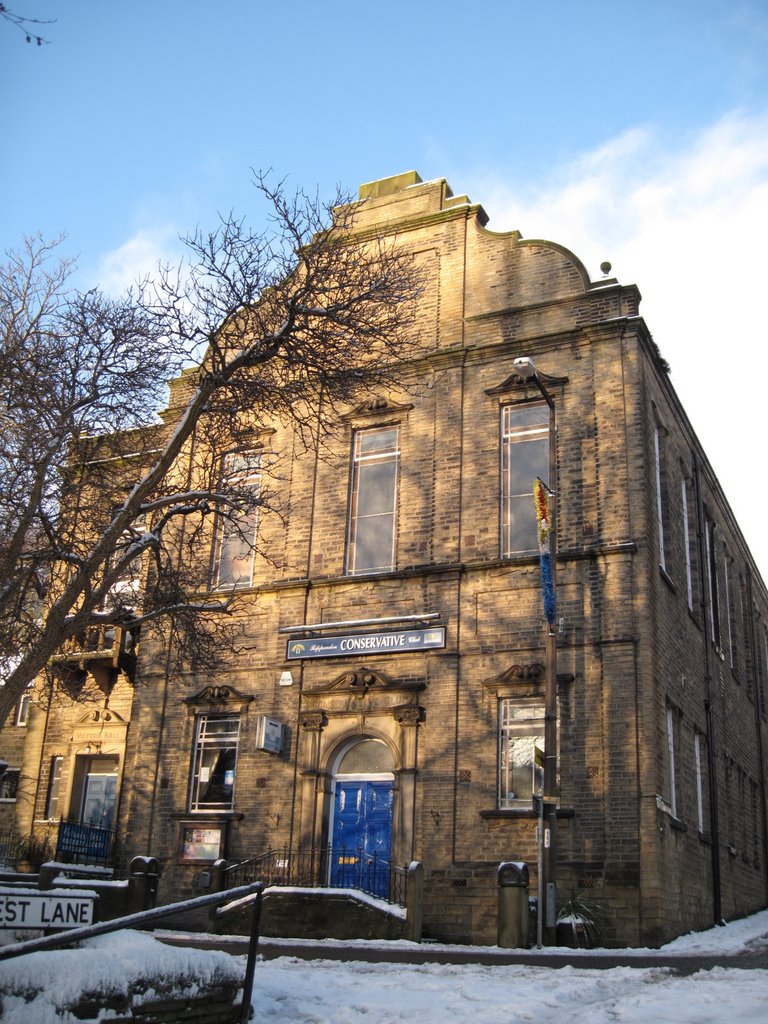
[692,452,723,925]
[745,568,768,900]
[146,422,199,855]
[288,388,324,862]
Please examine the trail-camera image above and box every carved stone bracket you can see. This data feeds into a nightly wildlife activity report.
[393,705,425,726]
[299,709,328,732]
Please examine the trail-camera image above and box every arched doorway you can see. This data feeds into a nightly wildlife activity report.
[329,737,394,897]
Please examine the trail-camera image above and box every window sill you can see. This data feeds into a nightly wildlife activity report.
[480,807,574,820]
[659,565,677,594]
[173,811,245,821]
[669,815,688,833]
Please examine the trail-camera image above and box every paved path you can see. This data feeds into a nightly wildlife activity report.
[157,932,768,974]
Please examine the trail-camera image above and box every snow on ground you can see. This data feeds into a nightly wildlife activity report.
[251,960,767,1024]
[1,911,767,1023]
[658,908,768,954]
[0,930,241,1024]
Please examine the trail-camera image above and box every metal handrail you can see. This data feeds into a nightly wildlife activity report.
[0,881,263,1024]
[0,880,263,960]
[223,845,407,907]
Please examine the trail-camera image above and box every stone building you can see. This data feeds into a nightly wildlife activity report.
[9,171,768,946]
[0,693,31,836]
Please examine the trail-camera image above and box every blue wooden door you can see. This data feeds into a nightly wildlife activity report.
[331,779,393,897]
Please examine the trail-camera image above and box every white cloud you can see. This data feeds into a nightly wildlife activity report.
[95,226,183,297]
[469,110,768,576]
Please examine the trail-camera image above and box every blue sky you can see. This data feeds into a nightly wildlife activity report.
[3,0,768,572]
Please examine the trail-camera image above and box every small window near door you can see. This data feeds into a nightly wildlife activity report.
[44,756,64,820]
[15,690,30,726]
[0,768,20,801]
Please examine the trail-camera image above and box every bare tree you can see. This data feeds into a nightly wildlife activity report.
[0,177,421,721]
[0,4,53,45]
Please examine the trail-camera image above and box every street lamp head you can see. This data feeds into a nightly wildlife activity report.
[513,356,537,380]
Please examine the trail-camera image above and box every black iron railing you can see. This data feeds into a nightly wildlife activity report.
[223,846,408,907]
[55,819,117,867]
[0,827,19,868]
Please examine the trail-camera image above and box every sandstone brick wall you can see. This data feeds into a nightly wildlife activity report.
[16,171,768,947]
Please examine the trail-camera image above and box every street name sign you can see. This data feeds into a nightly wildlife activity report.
[0,891,96,929]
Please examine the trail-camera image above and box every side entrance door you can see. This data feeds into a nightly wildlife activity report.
[81,772,118,828]
[330,779,393,898]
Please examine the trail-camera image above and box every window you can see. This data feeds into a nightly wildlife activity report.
[189,714,240,811]
[724,553,735,669]
[104,510,146,613]
[739,578,750,687]
[501,404,550,556]
[666,704,678,818]
[0,768,20,802]
[44,755,64,820]
[347,428,399,574]
[653,423,669,571]
[498,699,544,809]
[705,517,721,651]
[15,690,30,726]
[694,731,705,834]
[213,452,261,589]
[752,780,760,866]
[681,478,694,611]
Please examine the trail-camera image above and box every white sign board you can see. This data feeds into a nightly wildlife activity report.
[0,892,95,929]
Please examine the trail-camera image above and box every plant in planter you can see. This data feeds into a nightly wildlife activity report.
[14,829,55,872]
[556,887,607,948]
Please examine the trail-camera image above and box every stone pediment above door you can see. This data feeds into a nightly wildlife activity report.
[183,684,254,715]
[74,706,129,728]
[303,665,425,714]
[72,704,130,749]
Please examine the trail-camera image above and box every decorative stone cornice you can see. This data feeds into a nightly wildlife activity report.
[483,662,574,696]
[183,684,254,714]
[485,663,545,685]
[305,665,425,698]
[341,397,414,422]
[485,370,568,397]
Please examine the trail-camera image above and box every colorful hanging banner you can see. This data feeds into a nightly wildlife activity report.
[534,478,556,625]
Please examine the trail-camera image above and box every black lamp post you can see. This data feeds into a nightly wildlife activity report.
[513,356,559,945]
